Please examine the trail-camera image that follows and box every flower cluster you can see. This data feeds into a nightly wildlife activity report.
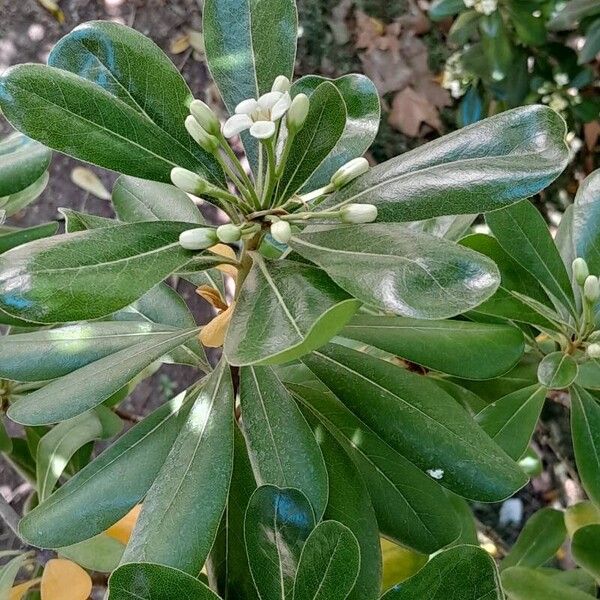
[572,257,600,348]
[463,0,497,16]
[441,51,474,99]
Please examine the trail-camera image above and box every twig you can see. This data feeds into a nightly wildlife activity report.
[475,517,510,558]
[114,408,143,423]
[0,493,22,541]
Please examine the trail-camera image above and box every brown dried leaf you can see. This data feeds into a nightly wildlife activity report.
[388,86,443,137]
[200,303,234,348]
[196,285,228,312]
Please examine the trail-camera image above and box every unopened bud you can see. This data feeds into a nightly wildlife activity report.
[584,275,600,303]
[170,167,212,196]
[185,116,220,154]
[287,94,310,133]
[216,223,242,243]
[272,75,291,93]
[190,99,221,136]
[270,220,292,244]
[573,257,589,286]
[179,227,218,250]
[588,343,600,359]
[331,157,369,189]
[340,203,378,224]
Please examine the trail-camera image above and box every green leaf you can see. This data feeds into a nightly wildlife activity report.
[431,378,487,416]
[19,389,195,548]
[0,321,191,382]
[207,423,259,600]
[0,221,208,324]
[275,82,346,202]
[340,314,524,379]
[290,224,500,319]
[293,520,360,600]
[112,175,205,224]
[429,0,465,20]
[244,485,316,600]
[571,385,600,507]
[537,352,578,388]
[0,552,34,598]
[580,19,600,64]
[109,562,220,600]
[381,545,502,600]
[302,409,381,600]
[60,208,119,233]
[476,385,547,460]
[36,406,121,502]
[0,222,57,255]
[318,106,568,222]
[123,361,234,574]
[0,171,49,217]
[225,255,360,366]
[0,131,51,196]
[548,0,600,30]
[292,74,380,190]
[501,508,567,570]
[506,0,547,46]
[290,382,462,554]
[240,366,328,519]
[571,524,600,579]
[47,21,223,185]
[575,358,600,389]
[572,169,600,274]
[8,327,199,425]
[502,566,597,600]
[58,533,124,573]
[0,64,222,185]
[486,200,575,313]
[302,343,528,501]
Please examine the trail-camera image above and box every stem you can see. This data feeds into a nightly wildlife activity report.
[235,234,261,300]
[257,144,264,200]
[280,209,341,222]
[275,129,295,179]
[218,138,260,207]
[261,139,277,209]
[214,154,256,212]
[0,493,22,541]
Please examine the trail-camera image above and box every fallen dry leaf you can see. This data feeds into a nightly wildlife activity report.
[389,86,443,137]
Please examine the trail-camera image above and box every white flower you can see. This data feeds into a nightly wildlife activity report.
[478,0,497,15]
[222,90,292,140]
[554,72,569,87]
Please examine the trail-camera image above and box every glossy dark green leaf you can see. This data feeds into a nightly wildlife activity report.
[292,74,379,190]
[109,562,220,600]
[502,567,597,600]
[576,358,600,389]
[341,314,523,379]
[290,382,461,554]
[381,545,502,600]
[293,520,360,600]
[479,12,513,81]
[580,19,600,64]
[47,21,222,184]
[446,492,478,546]
[240,366,328,519]
[319,106,568,222]
[112,175,205,224]
[486,200,575,313]
[476,385,547,460]
[0,171,49,217]
[59,533,124,573]
[0,222,57,255]
[403,213,477,242]
[0,221,208,324]
[8,327,199,425]
[290,224,499,319]
[501,508,567,570]
[571,386,600,507]
[548,0,600,30]
[0,321,189,382]
[0,131,51,196]
[225,255,360,366]
[36,406,121,502]
[275,82,346,202]
[0,64,221,185]
[302,343,528,501]
[19,389,195,547]
[571,524,600,579]
[303,411,381,600]
[429,0,465,20]
[123,361,233,574]
[244,485,316,600]
[431,378,487,416]
[203,0,297,114]
[537,352,578,388]
[572,169,600,274]
[207,423,259,600]
[506,0,547,46]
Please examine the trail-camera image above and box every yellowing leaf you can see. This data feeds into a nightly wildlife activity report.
[209,244,238,278]
[70,167,111,200]
[10,578,41,600]
[196,285,229,311]
[36,0,64,22]
[200,303,235,348]
[105,504,142,544]
[381,538,427,592]
[170,33,190,54]
[41,559,91,600]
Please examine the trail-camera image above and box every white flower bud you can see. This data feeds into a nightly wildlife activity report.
[287,94,310,133]
[573,257,590,286]
[216,223,242,243]
[179,227,218,250]
[185,116,219,154]
[190,99,221,136]
[331,157,370,189]
[170,167,211,195]
[588,343,600,359]
[272,75,291,93]
[584,275,600,303]
[270,220,292,244]
[340,203,378,224]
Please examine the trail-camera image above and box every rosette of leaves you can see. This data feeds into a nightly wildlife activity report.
[0,0,570,597]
